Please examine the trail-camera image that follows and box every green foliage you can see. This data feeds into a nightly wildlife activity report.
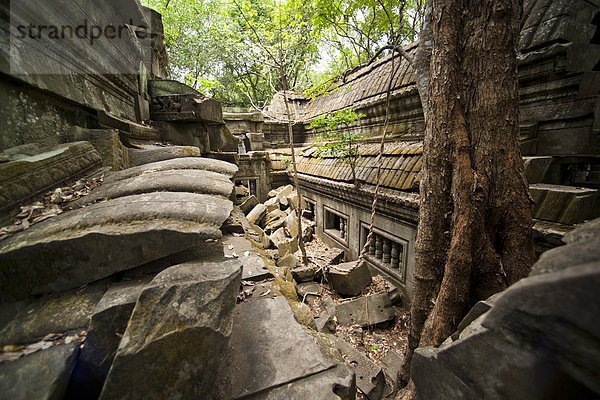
[142,0,320,107]
[309,109,366,132]
[310,109,366,183]
[305,0,424,95]
[141,0,424,107]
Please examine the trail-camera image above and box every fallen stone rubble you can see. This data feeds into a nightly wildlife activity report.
[2,157,410,400]
[237,185,410,399]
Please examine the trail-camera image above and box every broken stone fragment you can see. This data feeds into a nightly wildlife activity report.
[267,227,299,257]
[278,253,298,269]
[67,126,130,171]
[262,209,288,232]
[283,212,300,238]
[301,217,315,242]
[336,293,395,327]
[248,223,272,249]
[240,195,260,215]
[264,196,280,212]
[221,207,246,235]
[328,261,372,296]
[0,192,233,301]
[315,312,338,334]
[247,203,267,225]
[100,259,242,400]
[291,264,322,283]
[378,350,405,396]
[287,192,307,211]
[278,237,299,258]
[222,235,272,281]
[67,278,150,399]
[0,342,79,400]
[330,336,386,400]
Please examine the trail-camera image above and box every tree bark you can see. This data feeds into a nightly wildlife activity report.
[401,0,534,390]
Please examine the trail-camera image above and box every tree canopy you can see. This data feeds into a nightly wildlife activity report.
[141,0,424,107]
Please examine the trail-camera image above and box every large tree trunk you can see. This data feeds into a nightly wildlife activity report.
[401,0,534,390]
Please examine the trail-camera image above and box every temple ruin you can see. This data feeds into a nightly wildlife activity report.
[0,0,598,398]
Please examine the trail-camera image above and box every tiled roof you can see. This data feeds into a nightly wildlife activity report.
[302,46,417,121]
[296,141,422,192]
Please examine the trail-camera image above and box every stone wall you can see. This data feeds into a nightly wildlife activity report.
[0,0,166,151]
[301,178,419,298]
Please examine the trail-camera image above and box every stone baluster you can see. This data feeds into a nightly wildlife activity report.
[375,235,383,259]
[391,243,400,269]
[369,234,376,255]
[340,219,346,239]
[382,238,391,264]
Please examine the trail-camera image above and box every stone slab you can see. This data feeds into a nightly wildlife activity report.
[329,261,372,296]
[103,157,238,183]
[67,278,151,399]
[0,141,102,218]
[563,217,600,244]
[100,259,242,400]
[216,297,336,399]
[291,264,322,283]
[331,336,385,400]
[128,145,200,166]
[336,293,396,327]
[0,342,79,400]
[68,126,130,171]
[0,284,105,346]
[97,111,161,142]
[530,236,600,276]
[523,156,553,183]
[0,192,232,301]
[530,183,599,224]
[379,350,404,396]
[222,235,272,281]
[71,169,234,208]
[245,364,355,400]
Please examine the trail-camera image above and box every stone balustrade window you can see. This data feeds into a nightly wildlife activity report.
[361,225,407,283]
[324,206,348,245]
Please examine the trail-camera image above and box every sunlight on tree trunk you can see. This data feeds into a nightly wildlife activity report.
[399,0,535,397]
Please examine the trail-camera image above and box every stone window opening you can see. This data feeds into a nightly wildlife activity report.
[324,207,348,244]
[360,225,408,283]
[234,178,257,201]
